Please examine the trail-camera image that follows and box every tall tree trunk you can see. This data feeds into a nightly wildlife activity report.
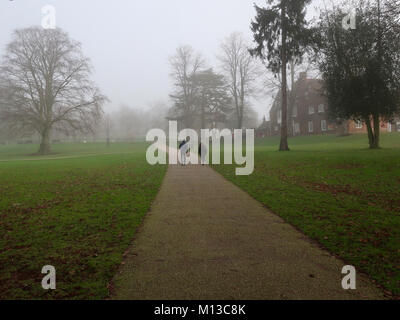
[372,0,382,150]
[239,81,245,129]
[365,115,380,149]
[288,60,296,137]
[233,94,243,129]
[372,113,380,148]
[279,4,290,151]
[233,78,241,129]
[237,111,243,129]
[39,127,51,155]
[365,117,374,147]
[201,98,206,129]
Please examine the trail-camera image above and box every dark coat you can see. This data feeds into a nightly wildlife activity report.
[179,140,187,150]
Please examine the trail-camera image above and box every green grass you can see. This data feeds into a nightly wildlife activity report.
[2,135,399,298]
[0,142,139,161]
[0,142,166,299]
[213,133,400,296]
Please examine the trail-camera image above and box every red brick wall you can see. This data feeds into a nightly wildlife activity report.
[348,120,393,134]
[267,75,397,137]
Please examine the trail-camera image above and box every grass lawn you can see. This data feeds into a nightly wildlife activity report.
[212,133,400,296]
[0,142,166,299]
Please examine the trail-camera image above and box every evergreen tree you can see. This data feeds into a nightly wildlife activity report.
[250,0,311,151]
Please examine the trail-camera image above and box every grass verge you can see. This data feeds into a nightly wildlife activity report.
[212,133,400,296]
[0,143,166,299]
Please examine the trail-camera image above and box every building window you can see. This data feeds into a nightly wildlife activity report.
[275,126,278,132]
[294,123,300,134]
[308,106,314,115]
[318,104,325,113]
[321,120,327,131]
[308,121,314,133]
[292,106,297,117]
[355,121,363,129]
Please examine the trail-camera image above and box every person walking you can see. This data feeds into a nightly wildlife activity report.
[198,142,207,165]
[179,138,189,165]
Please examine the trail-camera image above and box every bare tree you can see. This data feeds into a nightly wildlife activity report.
[218,33,260,129]
[0,27,107,154]
[169,45,205,128]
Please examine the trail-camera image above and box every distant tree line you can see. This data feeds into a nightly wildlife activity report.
[1,0,399,152]
[102,102,170,143]
[168,33,261,131]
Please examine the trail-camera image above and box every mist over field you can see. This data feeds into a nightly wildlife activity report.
[0,0,399,304]
[0,0,325,142]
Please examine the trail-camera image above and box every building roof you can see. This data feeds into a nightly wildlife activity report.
[269,73,324,117]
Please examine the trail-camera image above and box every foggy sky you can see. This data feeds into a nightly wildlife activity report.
[0,0,325,122]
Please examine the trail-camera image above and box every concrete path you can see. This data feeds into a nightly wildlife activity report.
[111,164,385,300]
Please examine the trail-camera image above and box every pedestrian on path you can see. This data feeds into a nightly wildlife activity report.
[198,142,207,165]
[179,138,189,165]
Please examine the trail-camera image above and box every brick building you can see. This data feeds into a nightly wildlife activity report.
[263,72,399,137]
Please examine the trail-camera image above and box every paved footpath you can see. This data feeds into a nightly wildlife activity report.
[111,163,385,300]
